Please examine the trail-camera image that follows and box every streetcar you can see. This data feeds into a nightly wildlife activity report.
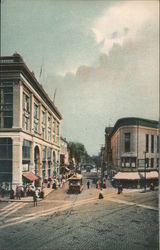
[68,173,83,194]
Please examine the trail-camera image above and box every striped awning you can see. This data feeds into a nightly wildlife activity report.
[113,171,158,180]
[23,171,39,182]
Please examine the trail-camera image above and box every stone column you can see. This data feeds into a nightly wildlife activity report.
[12,136,23,190]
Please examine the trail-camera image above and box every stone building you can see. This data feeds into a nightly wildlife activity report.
[104,117,159,177]
[60,137,69,170]
[0,53,62,189]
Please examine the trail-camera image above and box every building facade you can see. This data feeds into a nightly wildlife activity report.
[0,54,62,189]
[60,137,69,168]
[104,117,159,175]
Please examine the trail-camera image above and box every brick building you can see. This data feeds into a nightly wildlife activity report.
[0,53,62,190]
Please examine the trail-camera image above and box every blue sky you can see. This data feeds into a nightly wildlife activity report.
[1,0,159,155]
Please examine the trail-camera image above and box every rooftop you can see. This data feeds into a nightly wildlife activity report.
[0,53,62,120]
[106,117,159,137]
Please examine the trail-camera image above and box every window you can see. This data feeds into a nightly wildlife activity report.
[145,158,149,168]
[157,158,159,168]
[145,134,149,153]
[22,140,31,171]
[151,158,154,168]
[0,82,13,128]
[53,119,56,143]
[42,127,45,139]
[151,135,154,153]
[0,138,12,182]
[48,148,51,177]
[41,109,46,139]
[34,102,39,133]
[23,92,30,131]
[56,123,60,144]
[124,133,130,152]
[23,93,30,113]
[22,140,30,160]
[42,110,46,125]
[157,136,159,153]
[48,113,51,141]
[42,146,46,178]
[121,157,136,167]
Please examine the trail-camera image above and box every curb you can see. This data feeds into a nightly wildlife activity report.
[0,188,56,203]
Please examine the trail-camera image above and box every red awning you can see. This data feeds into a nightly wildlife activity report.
[113,171,158,180]
[23,171,39,182]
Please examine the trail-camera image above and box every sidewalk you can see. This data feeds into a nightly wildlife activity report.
[0,187,54,203]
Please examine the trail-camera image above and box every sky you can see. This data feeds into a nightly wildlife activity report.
[1,0,159,155]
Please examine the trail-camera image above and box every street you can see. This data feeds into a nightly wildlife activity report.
[0,177,158,250]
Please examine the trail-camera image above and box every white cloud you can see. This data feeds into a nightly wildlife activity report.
[92,1,158,53]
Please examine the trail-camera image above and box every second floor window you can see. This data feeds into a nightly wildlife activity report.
[145,134,149,153]
[151,135,154,153]
[124,133,130,152]
[41,109,46,139]
[42,110,46,125]
[0,82,13,128]
[34,102,39,133]
[151,158,154,168]
[157,136,159,153]
[53,119,56,143]
[23,92,30,131]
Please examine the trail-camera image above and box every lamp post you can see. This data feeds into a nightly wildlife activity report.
[144,151,147,192]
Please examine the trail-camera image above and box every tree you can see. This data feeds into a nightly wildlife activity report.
[68,142,90,164]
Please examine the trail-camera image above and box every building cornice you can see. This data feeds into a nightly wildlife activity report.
[0,54,62,120]
[107,117,159,138]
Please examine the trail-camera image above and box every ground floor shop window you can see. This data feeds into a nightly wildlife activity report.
[121,157,136,168]
[0,138,12,182]
[48,148,51,177]
[34,145,40,176]
[42,146,46,178]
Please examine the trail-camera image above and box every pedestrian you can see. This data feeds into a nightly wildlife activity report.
[103,178,106,189]
[97,180,101,190]
[52,181,56,190]
[33,191,37,207]
[1,186,5,198]
[10,189,14,199]
[61,180,65,189]
[150,182,154,191]
[99,188,104,199]
[40,188,44,199]
[17,186,21,200]
[24,185,27,197]
[117,182,123,194]
[87,180,90,189]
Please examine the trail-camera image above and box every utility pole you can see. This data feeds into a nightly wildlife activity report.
[144,151,147,192]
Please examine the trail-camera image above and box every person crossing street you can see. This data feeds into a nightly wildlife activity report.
[33,188,39,207]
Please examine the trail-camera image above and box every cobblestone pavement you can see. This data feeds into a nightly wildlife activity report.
[0,179,159,250]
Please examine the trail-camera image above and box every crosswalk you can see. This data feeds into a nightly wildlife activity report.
[0,202,26,224]
[0,192,158,229]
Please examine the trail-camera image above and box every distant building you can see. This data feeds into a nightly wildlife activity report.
[0,53,62,189]
[60,137,69,168]
[104,117,159,179]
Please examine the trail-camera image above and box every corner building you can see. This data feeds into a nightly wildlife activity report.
[104,117,159,174]
[0,54,62,189]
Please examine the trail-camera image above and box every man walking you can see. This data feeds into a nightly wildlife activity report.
[87,180,90,189]
[33,190,38,207]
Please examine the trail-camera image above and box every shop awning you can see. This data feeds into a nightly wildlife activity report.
[23,171,39,182]
[113,171,158,180]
